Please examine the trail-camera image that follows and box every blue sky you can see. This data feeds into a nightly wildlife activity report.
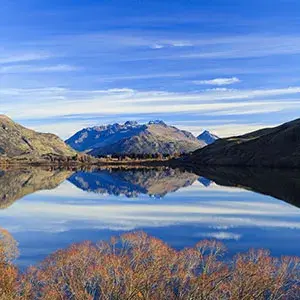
[1,0,300,138]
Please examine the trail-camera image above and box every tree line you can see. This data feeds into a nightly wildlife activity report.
[97,152,186,161]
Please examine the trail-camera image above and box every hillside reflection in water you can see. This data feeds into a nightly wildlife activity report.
[0,166,299,269]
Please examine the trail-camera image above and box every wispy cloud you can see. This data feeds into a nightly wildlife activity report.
[150,41,193,49]
[120,35,300,61]
[1,85,299,138]
[19,32,300,63]
[2,86,300,117]
[170,41,193,47]
[97,72,182,82]
[151,44,164,49]
[115,86,300,103]
[193,77,240,86]
[0,53,51,64]
[0,64,79,73]
[177,37,300,60]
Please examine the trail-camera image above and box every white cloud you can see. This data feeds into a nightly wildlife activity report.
[151,44,164,49]
[197,232,242,240]
[193,77,241,86]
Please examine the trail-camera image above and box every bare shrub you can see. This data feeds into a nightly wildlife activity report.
[0,231,299,299]
[0,228,20,300]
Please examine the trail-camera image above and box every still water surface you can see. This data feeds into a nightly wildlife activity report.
[0,167,299,269]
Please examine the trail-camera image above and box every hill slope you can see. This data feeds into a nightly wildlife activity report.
[187,118,300,168]
[0,115,76,162]
[66,120,205,157]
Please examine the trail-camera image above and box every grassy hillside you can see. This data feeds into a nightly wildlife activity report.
[0,115,76,162]
[187,118,300,167]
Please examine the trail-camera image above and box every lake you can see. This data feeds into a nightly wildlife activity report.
[0,166,300,270]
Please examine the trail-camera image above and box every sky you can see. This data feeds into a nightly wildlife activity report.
[1,0,300,139]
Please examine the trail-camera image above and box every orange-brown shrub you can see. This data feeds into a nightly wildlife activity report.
[0,231,299,299]
[0,228,20,300]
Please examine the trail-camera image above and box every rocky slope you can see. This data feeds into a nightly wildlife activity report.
[0,115,76,162]
[187,118,300,168]
[66,120,205,157]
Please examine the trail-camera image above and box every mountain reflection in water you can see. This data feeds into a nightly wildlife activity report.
[0,166,299,209]
[0,166,300,269]
[68,168,199,198]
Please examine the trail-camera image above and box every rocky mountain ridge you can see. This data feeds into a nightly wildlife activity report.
[66,120,206,157]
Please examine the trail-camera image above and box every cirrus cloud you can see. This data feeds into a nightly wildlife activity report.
[193,77,241,86]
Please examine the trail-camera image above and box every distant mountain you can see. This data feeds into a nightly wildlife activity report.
[187,118,300,168]
[0,115,76,162]
[68,167,198,197]
[197,130,219,145]
[66,120,205,157]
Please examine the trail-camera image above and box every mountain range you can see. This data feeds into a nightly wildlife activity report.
[187,118,300,168]
[66,120,211,157]
[1,114,299,169]
[0,115,218,163]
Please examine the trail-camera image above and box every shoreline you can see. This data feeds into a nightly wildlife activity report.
[2,156,300,170]
[0,157,175,171]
